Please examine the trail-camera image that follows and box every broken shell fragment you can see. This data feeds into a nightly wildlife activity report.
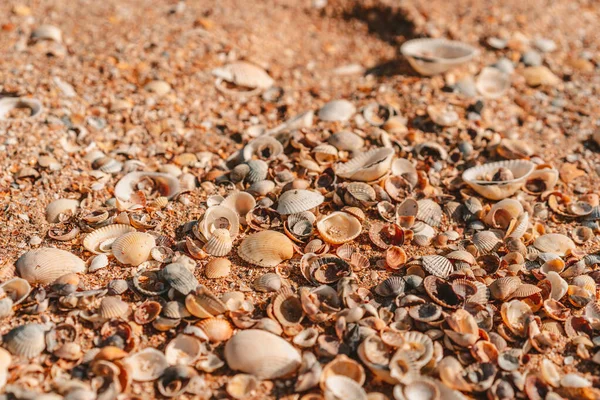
[114,172,180,201]
[335,148,394,182]
[45,199,79,223]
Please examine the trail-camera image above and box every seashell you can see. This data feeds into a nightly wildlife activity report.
[164,334,203,365]
[3,323,46,358]
[423,276,461,309]
[472,231,502,254]
[316,212,362,244]
[198,205,240,240]
[335,147,394,182]
[224,329,301,379]
[238,231,294,267]
[416,199,442,227]
[534,234,576,256]
[243,136,283,162]
[198,318,234,342]
[303,255,351,285]
[427,105,458,127]
[112,232,156,266]
[254,273,282,292]
[374,276,406,297]
[144,80,171,95]
[83,224,137,254]
[272,287,304,327]
[546,271,568,301]
[205,258,231,279]
[421,255,453,278]
[31,25,62,42]
[345,182,376,205]
[0,278,31,305]
[123,348,169,381]
[378,201,396,222]
[401,38,478,76]
[221,191,257,219]
[385,246,407,270]
[524,166,559,194]
[16,248,86,284]
[293,327,319,348]
[445,250,477,265]
[462,160,535,200]
[318,100,356,122]
[396,378,441,400]
[484,199,523,229]
[203,229,233,256]
[133,300,161,325]
[277,189,325,215]
[185,285,228,318]
[328,130,364,151]
[245,159,269,183]
[88,254,109,273]
[572,226,593,244]
[0,297,14,318]
[369,222,405,249]
[45,199,79,223]
[99,296,129,319]
[157,365,198,397]
[391,159,418,188]
[414,142,448,160]
[161,263,199,295]
[497,138,534,160]
[0,97,43,120]
[501,300,532,336]
[324,375,368,400]
[476,67,511,98]
[227,374,259,399]
[313,144,339,164]
[247,180,276,196]
[489,277,521,300]
[362,103,394,127]
[509,284,542,299]
[212,61,274,89]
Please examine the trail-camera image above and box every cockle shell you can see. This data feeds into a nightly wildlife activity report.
[318,100,356,122]
[476,67,511,98]
[391,159,418,187]
[111,232,156,266]
[473,231,502,254]
[161,263,199,295]
[3,323,46,358]
[123,348,169,381]
[98,296,130,319]
[335,147,394,182]
[316,211,362,244]
[212,62,274,89]
[16,248,86,284]
[224,329,301,379]
[277,189,324,215]
[328,130,364,151]
[421,255,453,278]
[205,258,232,279]
[83,224,137,254]
[253,273,282,292]
[198,318,234,342]
[462,160,535,200]
[45,199,79,223]
[489,277,521,300]
[198,205,240,240]
[164,334,203,365]
[238,231,294,267]
[401,38,478,76]
[203,229,233,256]
[416,199,442,227]
[0,97,43,120]
[534,234,576,256]
[114,172,180,201]
[185,286,228,318]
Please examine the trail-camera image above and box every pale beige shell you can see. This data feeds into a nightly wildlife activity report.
[277,189,324,215]
[476,67,511,98]
[45,199,79,223]
[31,25,63,42]
[324,375,368,400]
[98,296,130,319]
[224,329,301,379]
[328,130,364,151]
[401,38,478,76]
[316,212,362,244]
[144,80,171,95]
[112,232,156,266]
[489,276,521,300]
[501,300,532,336]
[164,334,203,365]
[0,277,31,305]
[227,374,259,399]
[238,231,294,267]
[320,354,366,390]
[272,287,304,327]
[318,100,356,122]
[203,229,233,256]
[212,62,274,89]
[472,231,502,254]
[242,136,283,161]
[484,199,523,229]
[421,255,453,278]
[546,271,568,300]
[221,191,257,218]
[0,97,43,120]
[83,224,137,254]
[335,148,394,182]
[416,199,442,227]
[185,286,228,318]
[199,205,240,240]
[427,105,459,127]
[123,348,169,381]
[16,248,86,284]
[205,258,232,279]
[534,234,576,256]
[4,323,46,358]
[198,318,234,342]
[254,273,282,292]
[114,172,180,201]
[462,160,535,200]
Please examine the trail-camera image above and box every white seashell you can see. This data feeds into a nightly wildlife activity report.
[0,298,13,318]
[238,231,294,267]
[242,136,283,161]
[253,273,282,292]
[324,375,368,400]
[473,231,502,254]
[277,190,324,215]
[0,278,31,305]
[114,172,180,201]
[401,38,478,76]
[83,224,137,254]
[4,323,46,358]
[45,199,79,223]
[164,334,203,365]
[534,234,576,256]
[123,348,169,382]
[212,62,274,89]
[391,159,418,187]
[144,80,171,95]
[484,199,523,229]
[462,160,535,200]
[31,25,63,42]
[427,105,459,127]
[335,148,394,182]
[199,205,240,240]
[111,232,156,266]
[98,296,129,319]
[318,100,356,122]
[16,248,86,284]
[203,229,233,256]
[0,97,43,120]
[476,67,511,99]
[316,211,362,244]
[267,110,314,135]
[421,255,453,278]
[224,329,301,379]
[416,199,442,227]
[546,271,568,301]
[88,254,109,273]
[328,130,364,151]
[560,374,591,388]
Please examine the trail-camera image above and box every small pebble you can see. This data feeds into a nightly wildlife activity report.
[534,38,557,53]
[522,50,543,67]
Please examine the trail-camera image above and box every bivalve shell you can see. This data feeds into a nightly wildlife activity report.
[161,263,199,295]
[335,148,394,182]
[476,67,511,98]
[3,323,46,358]
[45,199,79,223]
[462,160,535,200]
[416,199,442,227]
[16,248,86,284]
[112,232,156,266]
[421,255,453,278]
[534,234,576,256]
[198,318,234,342]
[318,100,356,122]
[401,38,478,76]
[212,62,274,89]
[316,212,362,244]
[277,190,325,215]
[205,258,231,279]
[203,229,233,256]
[83,224,137,254]
[238,231,294,267]
[114,172,180,201]
[99,296,130,319]
[328,131,364,151]
[123,348,169,381]
[164,334,203,365]
[324,375,368,400]
[253,273,282,292]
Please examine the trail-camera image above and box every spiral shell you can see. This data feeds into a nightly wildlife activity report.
[16,248,86,284]
[335,148,394,182]
[112,232,156,266]
[238,231,294,267]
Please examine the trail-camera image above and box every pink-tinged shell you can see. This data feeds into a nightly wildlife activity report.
[111,232,156,266]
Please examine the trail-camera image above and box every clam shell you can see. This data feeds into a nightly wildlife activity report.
[489,277,521,300]
[198,318,234,342]
[112,232,156,266]
[462,160,535,200]
[547,271,568,301]
[484,199,523,229]
[221,191,257,218]
[416,199,442,227]
[534,234,576,256]
[473,231,502,254]
[421,255,453,278]
[0,97,43,120]
[277,189,324,215]
[401,38,478,76]
[199,205,240,240]
[16,248,86,284]
[328,130,364,151]
[272,287,304,327]
[324,375,368,400]
[83,224,137,254]
[123,348,169,381]
[45,199,79,223]
[476,67,511,98]
[224,329,301,379]
[164,334,203,365]
[89,254,109,272]
[0,277,31,305]
[238,231,294,267]
[99,296,130,319]
[245,159,269,183]
[114,172,180,201]
[243,136,284,161]
[205,258,231,279]
[316,211,362,244]
[253,272,282,292]
[318,100,356,122]
[212,62,274,89]
[185,285,227,318]
[320,354,365,391]
[161,263,199,295]
[335,148,394,182]
[203,229,233,256]
[3,323,46,358]
[391,159,418,187]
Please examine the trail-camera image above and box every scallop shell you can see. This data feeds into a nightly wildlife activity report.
[212,62,274,89]
[198,318,234,342]
[112,232,156,266]
[45,199,79,223]
[277,190,325,215]
[489,277,521,300]
[16,248,86,284]
[83,224,137,254]
[203,229,233,256]
[473,231,503,254]
[164,334,203,365]
[0,97,43,120]
[328,130,364,151]
[205,258,231,279]
[318,100,356,122]
[324,375,368,400]
[462,160,535,200]
[199,205,240,240]
[476,67,511,98]
[238,231,294,267]
[316,212,362,244]
[0,277,31,305]
[242,136,283,161]
[400,38,478,76]
[161,263,199,295]
[123,348,169,381]
[374,276,406,297]
[416,199,442,227]
[253,273,282,292]
[99,296,130,319]
[421,255,453,278]
[3,323,46,358]
[534,234,576,256]
[335,148,394,182]
[224,329,301,379]
[114,172,180,201]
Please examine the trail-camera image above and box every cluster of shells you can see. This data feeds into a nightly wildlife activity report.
[3,20,600,400]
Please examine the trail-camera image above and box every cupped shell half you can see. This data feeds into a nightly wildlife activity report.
[462,160,535,200]
[316,211,362,244]
[238,231,294,267]
[277,189,324,215]
[114,172,180,201]
[3,323,46,358]
[122,348,169,381]
[318,100,356,122]
[16,248,86,284]
[335,148,394,182]
[83,224,137,254]
[112,232,156,266]
[400,38,478,76]
[476,67,511,99]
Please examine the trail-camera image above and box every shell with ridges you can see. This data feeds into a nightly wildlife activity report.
[277,190,324,215]
[205,258,231,279]
[99,296,130,319]
[164,334,203,365]
[534,234,576,256]
[203,229,233,256]
[238,231,294,267]
[421,255,453,278]
[16,248,86,284]
[161,263,199,295]
[253,273,282,292]
[462,160,535,200]
[3,323,46,358]
[328,130,364,151]
[83,224,137,254]
[334,148,394,182]
[416,199,442,227]
[112,232,156,266]
[198,318,234,342]
[199,205,240,240]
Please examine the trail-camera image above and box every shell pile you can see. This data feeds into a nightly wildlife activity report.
[2,0,600,399]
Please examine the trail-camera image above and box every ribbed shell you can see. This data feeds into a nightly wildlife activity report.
[4,323,46,358]
[16,248,86,284]
[473,231,502,254]
[489,277,521,300]
[114,172,180,201]
[534,234,576,256]
[185,286,228,318]
[462,160,535,201]
[205,258,232,279]
[316,212,362,244]
[416,199,442,227]
[253,273,282,292]
[318,100,356,122]
[112,232,156,266]
[83,224,137,254]
[277,189,324,215]
[335,148,394,182]
[421,255,453,278]
[123,348,169,382]
[224,329,301,379]
[99,296,130,319]
[374,276,406,297]
[203,229,233,256]
[212,62,274,89]
[199,205,240,240]
[198,318,234,342]
[107,279,128,295]
[328,130,364,151]
[238,231,294,267]
[45,199,79,223]
[0,277,31,305]
[245,159,269,184]
[161,263,199,295]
